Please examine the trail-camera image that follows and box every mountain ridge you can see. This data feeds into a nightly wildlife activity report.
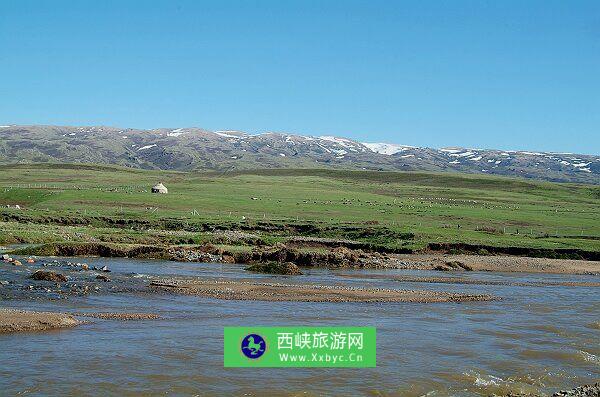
[0,124,598,184]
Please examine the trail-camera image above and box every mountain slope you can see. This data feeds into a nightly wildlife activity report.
[0,125,598,183]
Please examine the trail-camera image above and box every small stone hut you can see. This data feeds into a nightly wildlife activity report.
[151,182,168,194]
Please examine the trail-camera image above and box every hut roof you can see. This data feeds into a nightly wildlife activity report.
[151,182,168,193]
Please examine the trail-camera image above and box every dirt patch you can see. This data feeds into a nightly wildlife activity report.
[0,309,79,333]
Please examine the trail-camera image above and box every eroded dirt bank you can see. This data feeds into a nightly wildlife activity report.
[11,242,600,275]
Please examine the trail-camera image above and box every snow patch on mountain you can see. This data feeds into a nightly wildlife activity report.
[362,142,411,155]
[439,148,463,154]
[214,131,243,138]
[168,128,187,137]
[519,151,545,156]
[331,149,348,156]
[573,162,591,168]
[319,136,363,152]
[449,151,476,158]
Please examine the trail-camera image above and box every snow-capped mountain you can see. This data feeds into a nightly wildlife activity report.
[0,125,598,183]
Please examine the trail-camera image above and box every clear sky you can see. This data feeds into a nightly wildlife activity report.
[1,0,598,154]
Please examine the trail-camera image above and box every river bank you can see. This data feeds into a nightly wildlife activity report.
[8,241,600,275]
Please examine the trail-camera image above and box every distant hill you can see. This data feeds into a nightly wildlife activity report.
[0,125,598,183]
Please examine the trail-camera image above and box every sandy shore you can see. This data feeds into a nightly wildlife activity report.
[392,254,600,275]
[0,309,79,333]
[150,278,496,303]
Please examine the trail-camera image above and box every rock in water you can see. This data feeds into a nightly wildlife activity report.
[245,261,303,275]
[95,274,111,282]
[496,383,600,397]
[29,270,68,282]
[553,383,600,397]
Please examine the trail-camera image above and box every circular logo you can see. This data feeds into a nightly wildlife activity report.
[241,333,266,359]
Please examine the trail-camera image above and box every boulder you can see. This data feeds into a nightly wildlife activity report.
[445,260,473,271]
[245,261,303,275]
[95,274,111,282]
[29,270,68,282]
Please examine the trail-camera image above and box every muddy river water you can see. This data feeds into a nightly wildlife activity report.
[0,257,598,396]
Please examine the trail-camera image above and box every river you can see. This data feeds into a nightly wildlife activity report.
[0,257,598,396]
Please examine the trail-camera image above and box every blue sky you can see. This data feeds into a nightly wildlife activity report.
[1,1,598,154]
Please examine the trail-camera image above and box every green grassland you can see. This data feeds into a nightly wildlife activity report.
[0,164,599,252]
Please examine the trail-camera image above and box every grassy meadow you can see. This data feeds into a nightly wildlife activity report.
[0,164,598,252]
